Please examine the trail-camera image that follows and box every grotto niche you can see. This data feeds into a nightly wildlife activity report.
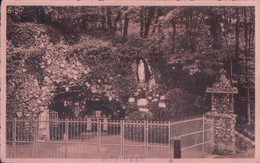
[126,57,167,117]
[48,85,124,119]
[136,57,151,86]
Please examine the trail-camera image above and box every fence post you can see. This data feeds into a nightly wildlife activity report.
[173,137,181,159]
[202,115,205,158]
[121,120,124,159]
[168,121,171,158]
[144,120,148,158]
[212,115,215,153]
[97,118,101,158]
[12,118,17,158]
[65,118,69,158]
[34,120,38,158]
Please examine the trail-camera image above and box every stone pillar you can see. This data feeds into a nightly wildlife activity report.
[103,118,108,132]
[205,70,238,155]
[204,112,237,154]
[38,109,50,141]
[87,118,92,131]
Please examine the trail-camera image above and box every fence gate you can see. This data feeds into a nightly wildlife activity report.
[169,116,214,158]
[6,116,214,159]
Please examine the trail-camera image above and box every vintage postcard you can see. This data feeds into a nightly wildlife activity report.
[1,0,259,162]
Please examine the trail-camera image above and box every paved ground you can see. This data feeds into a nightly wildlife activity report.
[6,135,254,159]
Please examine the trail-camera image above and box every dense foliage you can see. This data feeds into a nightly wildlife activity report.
[6,6,255,124]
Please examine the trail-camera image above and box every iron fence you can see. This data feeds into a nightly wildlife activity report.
[6,115,214,158]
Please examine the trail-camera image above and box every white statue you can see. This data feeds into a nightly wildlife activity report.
[138,59,146,83]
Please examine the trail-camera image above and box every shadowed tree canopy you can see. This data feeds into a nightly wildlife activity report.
[6,6,255,124]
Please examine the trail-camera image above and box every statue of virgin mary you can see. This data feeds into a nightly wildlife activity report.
[138,59,146,83]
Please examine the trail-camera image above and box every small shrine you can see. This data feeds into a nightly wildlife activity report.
[206,70,238,114]
[204,69,238,154]
[128,57,167,116]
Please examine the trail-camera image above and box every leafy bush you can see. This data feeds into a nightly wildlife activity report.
[165,88,196,120]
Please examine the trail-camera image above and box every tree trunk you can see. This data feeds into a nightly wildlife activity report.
[123,13,129,38]
[98,7,106,31]
[171,20,176,54]
[251,20,255,52]
[101,15,106,31]
[244,7,248,61]
[140,8,144,38]
[38,7,46,23]
[185,14,190,50]
[101,8,106,31]
[185,10,196,53]
[248,7,254,57]
[114,10,121,31]
[152,8,162,34]
[144,7,155,38]
[223,8,233,81]
[235,7,240,74]
[106,7,113,30]
[208,9,221,50]
[244,7,251,125]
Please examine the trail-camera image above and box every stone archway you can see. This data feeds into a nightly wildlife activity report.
[48,85,124,119]
[32,46,125,120]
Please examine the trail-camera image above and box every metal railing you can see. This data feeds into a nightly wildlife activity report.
[169,115,214,158]
[6,115,214,158]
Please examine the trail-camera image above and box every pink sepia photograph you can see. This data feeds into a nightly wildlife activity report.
[1,0,259,162]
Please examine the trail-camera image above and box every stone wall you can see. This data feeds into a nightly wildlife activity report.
[211,94,234,114]
[204,112,237,155]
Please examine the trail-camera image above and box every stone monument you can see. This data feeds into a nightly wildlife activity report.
[204,70,238,155]
[138,59,146,83]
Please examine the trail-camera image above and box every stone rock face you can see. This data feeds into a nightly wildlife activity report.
[139,108,149,112]
[206,70,237,114]
[204,112,237,155]
[158,102,166,108]
[153,98,158,102]
[128,97,135,103]
[235,131,255,151]
[206,70,238,94]
[137,98,148,106]
[211,94,234,114]
[160,95,165,100]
